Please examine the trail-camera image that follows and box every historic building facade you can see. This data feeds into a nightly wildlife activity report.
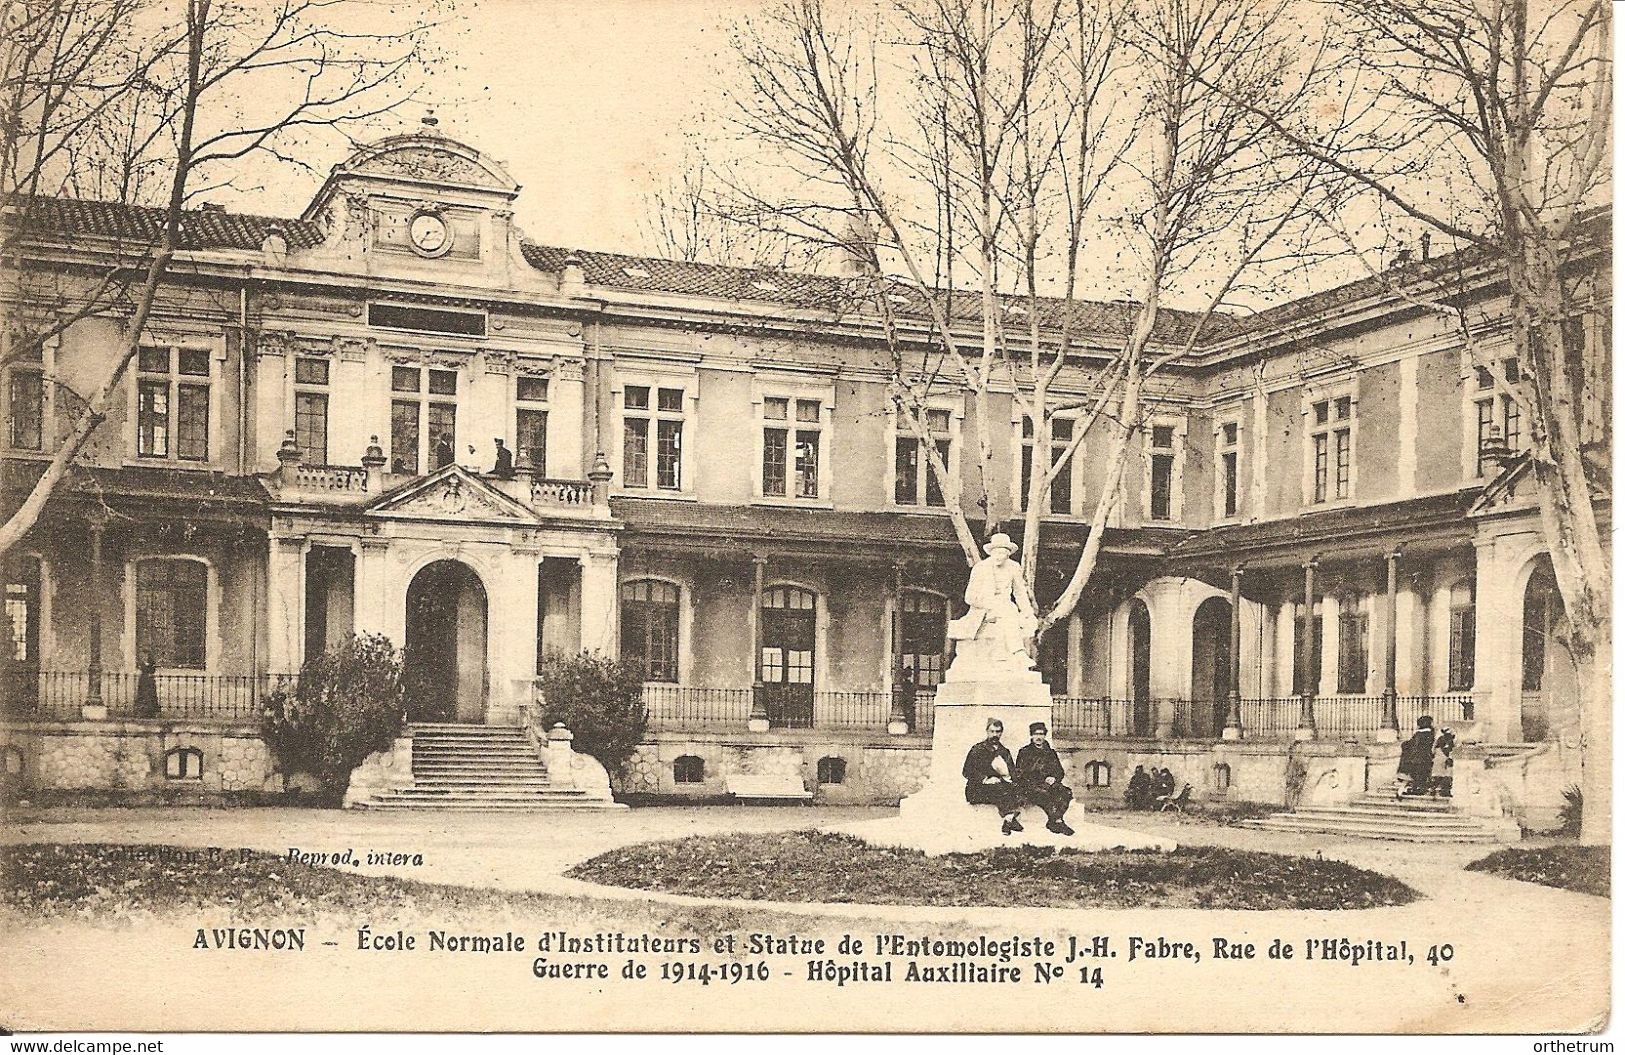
[0,127,1609,823]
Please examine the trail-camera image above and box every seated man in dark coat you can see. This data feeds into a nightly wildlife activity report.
[1015,721,1074,836]
[1398,716,1436,795]
[963,719,1023,835]
[1126,765,1152,810]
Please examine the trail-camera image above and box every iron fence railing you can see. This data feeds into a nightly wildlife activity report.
[1397,694,1476,730]
[639,685,753,728]
[626,684,1480,740]
[1,670,297,722]
[1240,697,1302,739]
[1052,697,1135,737]
[812,691,895,729]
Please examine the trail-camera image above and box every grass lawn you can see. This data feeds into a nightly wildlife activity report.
[0,842,859,937]
[567,830,1420,910]
[1465,844,1609,898]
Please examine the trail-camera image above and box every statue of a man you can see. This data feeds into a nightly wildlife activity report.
[948,532,1038,660]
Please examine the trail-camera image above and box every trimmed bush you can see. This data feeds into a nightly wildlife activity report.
[536,652,648,774]
[262,633,406,798]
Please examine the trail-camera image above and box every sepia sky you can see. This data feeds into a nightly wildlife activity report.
[240,0,762,258]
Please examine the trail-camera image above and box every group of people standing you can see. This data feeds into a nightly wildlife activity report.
[1398,715,1456,797]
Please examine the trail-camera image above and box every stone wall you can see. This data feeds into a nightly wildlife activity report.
[616,731,1370,809]
[1,720,288,797]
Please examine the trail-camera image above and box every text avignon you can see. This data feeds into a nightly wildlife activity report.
[193,927,306,951]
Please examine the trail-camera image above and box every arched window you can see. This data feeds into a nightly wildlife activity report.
[1523,568,1556,691]
[816,756,847,785]
[1083,760,1111,788]
[164,746,204,781]
[672,755,705,784]
[1213,762,1232,794]
[135,559,207,669]
[1447,579,1476,691]
[621,579,680,683]
[899,591,946,688]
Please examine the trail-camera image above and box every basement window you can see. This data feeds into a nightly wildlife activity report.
[164,747,204,781]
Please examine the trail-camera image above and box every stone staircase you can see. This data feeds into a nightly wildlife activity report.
[1240,792,1520,844]
[356,724,617,811]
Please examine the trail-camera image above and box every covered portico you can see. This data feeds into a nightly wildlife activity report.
[1159,491,1483,742]
[266,459,620,724]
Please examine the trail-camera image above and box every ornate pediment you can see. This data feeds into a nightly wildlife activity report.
[365,466,534,523]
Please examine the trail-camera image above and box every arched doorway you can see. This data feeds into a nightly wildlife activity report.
[405,560,489,724]
[1128,599,1152,736]
[1190,596,1231,738]
[1521,558,1577,741]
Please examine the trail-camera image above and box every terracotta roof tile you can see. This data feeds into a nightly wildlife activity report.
[8,195,325,252]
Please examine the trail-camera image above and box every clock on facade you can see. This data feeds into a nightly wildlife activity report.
[408,210,451,257]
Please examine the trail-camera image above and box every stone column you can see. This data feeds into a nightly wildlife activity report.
[82,518,106,720]
[888,562,909,735]
[748,554,769,732]
[577,549,619,654]
[1223,566,1243,740]
[353,538,390,637]
[1378,550,1401,740]
[1296,560,1318,740]
[266,535,305,675]
[1471,539,1516,741]
[551,357,586,479]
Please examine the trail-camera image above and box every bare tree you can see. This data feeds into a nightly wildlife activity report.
[0,0,439,559]
[1221,0,1612,842]
[638,133,813,269]
[720,0,1327,635]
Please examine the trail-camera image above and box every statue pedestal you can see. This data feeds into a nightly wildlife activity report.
[897,672,1052,823]
[842,643,1176,856]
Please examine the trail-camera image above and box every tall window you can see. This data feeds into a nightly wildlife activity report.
[898,590,947,688]
[4,555,40,665]
[515,375,549,473]
[762,397,822,499]
[293,356,330,465]
[1310,395,1353,503]
[136,346,210,462]
[390,365,458,474]
[1474,360,1523,477]
[5,337,43,451]
[1336,595,1368,694]
[623,385,684,490]
[1148,425,1176,521]
[1448,579,1476,691]
[620,579,679,682]
[135,559,207,669]
[895,408,952,507]
[1021,416,1074,514]
[1217,421,1240,518]
[1293,599,1324,696]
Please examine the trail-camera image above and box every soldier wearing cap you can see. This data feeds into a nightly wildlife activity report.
[1015,720,1075,836]
[490,437,515,478]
